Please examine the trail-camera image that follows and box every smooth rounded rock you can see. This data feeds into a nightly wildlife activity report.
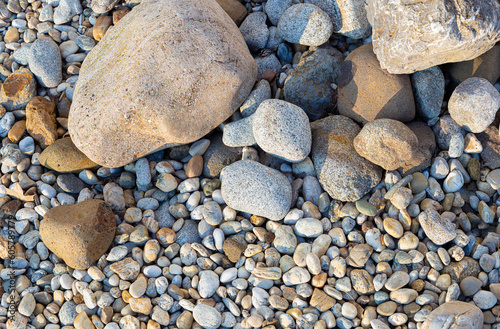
[277,3,333,46]
[253,99,312,163]
[29,37,62,88]
[68,0,257,168]
[422,301,483,329]
[221,160,292,221]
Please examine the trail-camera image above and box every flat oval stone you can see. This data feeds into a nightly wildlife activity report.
[422,301,483,329]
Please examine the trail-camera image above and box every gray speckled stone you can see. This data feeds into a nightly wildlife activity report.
[154,201,175,228]
[175,220,202,245]
[59,301,78,326]
[411,66,444,120]
[265,0,292,26]
[29,37,62,88]
[305,0,371,39]
[253,99,311,163]
[222,116,256,147]
[239,12,269,52]
[13,44,31,66]
[449,77,500,133]
[221,160,292,221]
[240,79,271,117]
[311,115,382,202]
[277,3,333,46]
[255,54,281,79]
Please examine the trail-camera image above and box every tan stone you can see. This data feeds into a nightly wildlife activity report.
[310,288,335,312]
[38,137,98,173]
[222,238,245,263]
[8,120,25,142]
[74,311,95,329]
[337,43,415,124]
[185,155,203,178]
[39,199,116,270]
[4,27,19,43]
[215,0,247,26]
[129,297,153,314]
[112,6,130,24]
[0,68,37,111]
[68,0,257,168]
[26,96,58,148]
[93,15,112,41]
[353,119,424,171]
[448,44,500,85]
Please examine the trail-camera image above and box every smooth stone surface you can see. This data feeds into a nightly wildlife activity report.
[239,12,269,52]
[448,44,500,85]
[222,116,256,148]
[221,160,292,221]
[448,77,500,133]
[239,79,271,117]
[91,0,120,14]
[39,199,116,270]
[305,0,371,39]
[311,115,382,202]
[367,0,500,74]
[38,138,98,173]
[193,304,222,329]
[477,126,500,169]
[277,3,333,46]
[338,43,415,124]
[69,0,257,168]
[252,99,311,163]
[29,37,62,88]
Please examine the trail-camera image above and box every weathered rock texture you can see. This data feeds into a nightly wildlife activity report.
[40,199,116,270]
[311,115,382,202]
[421,301,483,329]
[69,0,257,167]
[366,0,500,74]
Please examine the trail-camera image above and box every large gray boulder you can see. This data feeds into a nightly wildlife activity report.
[367,0,500,74]
[69,0,257,167]
[311,115,382,202]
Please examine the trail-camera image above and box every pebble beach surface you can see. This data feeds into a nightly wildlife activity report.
[0,0,499,329]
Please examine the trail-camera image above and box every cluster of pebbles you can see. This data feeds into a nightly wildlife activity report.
[0,0,498,329]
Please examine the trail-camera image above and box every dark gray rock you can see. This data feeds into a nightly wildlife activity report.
[284,47,343,120]
[56,174,85,194]
[411,66,444,120]
[154,201,176,228]
[202,135,242,178]
[432,115,466,150]
[176,220,202,245]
